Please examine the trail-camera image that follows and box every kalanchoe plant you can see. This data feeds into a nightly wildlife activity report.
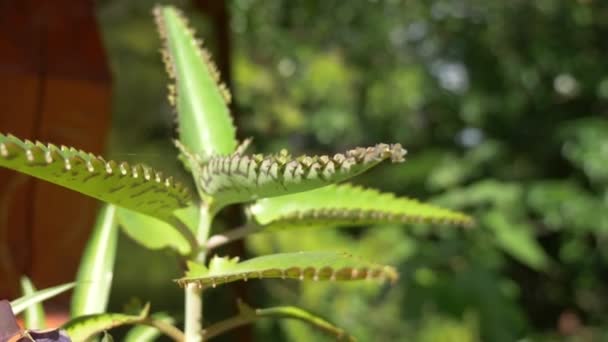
[0,5,473,341]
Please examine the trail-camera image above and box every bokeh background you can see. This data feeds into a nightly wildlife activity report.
[4,0,608,341]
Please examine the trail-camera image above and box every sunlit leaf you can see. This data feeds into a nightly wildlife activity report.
[196,143,406,208]
[116,206,197,256]
[155,5,237,163]
[250,183,474,231]
[10,283,75,315]
[176,252,398,289]
[0,134,193,222]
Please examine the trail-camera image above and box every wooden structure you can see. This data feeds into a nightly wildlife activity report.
[0,0,111,300]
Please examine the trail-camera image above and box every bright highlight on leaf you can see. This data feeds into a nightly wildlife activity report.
[155,5,238,162]
[176,252,398,289]
[250,183,474,230]
[10,282,75,315]
[0,134,192,222]
[195,143,406,208]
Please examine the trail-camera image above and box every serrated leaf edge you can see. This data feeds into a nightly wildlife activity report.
[175,253,398,289]
[153,5,232,107]
[0,133,192,213]
[199,143,406,202]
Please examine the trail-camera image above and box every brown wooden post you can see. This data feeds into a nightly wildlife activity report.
[0,0,111,306]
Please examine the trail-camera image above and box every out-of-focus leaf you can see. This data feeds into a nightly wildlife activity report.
[250,183,473,231]
[176,252,398,288]
[124,313,174,342]
[196,143,406,208]
[20,277,46,329]
[154,5,237,162]
[101,331,115,342]
[484,212,550,271]
[0,133,193,222]
[63,304,150,341]
[560,118,608,184]
[10,283,75,315]
[527,180,608,233]
[71,205,119,317]
[203,299,355,341]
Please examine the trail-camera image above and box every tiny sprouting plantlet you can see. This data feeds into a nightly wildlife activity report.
[0,6,473,341]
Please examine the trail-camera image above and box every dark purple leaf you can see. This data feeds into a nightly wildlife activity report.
[0,300,20,341]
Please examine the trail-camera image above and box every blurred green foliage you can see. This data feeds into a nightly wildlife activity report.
[98,0,608,340]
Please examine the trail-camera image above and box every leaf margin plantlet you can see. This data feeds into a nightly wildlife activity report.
[176,252,398,289]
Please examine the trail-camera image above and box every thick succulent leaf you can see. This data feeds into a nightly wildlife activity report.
[62,304,150,341]
[20,277,46,329]
[10,282,75,315]
[154,5,237,162]
[71,205,118,317]
[250,184,474,231]
[176,252,398,289]
[0,134,192,222]
[203,299,354,341]
[198,143,406,207]
[116,206,197,256]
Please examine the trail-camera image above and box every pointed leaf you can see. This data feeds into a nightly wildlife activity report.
[250,184,474,231]
[197,143,406,207]
[20,277,46,329]
[116,206,196,256]
[0,134,193,222]
[155,5,237,162]
[10,283,75,315]
[203,299,355,341]
[176,252,398,289]
[71,205,118,317]
[62,304,150,341]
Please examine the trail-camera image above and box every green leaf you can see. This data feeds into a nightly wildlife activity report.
[203,299,355,341]
[196,143,406,208]
[484,211,550,271]
[250,184,474,231]
[176,252,398,289]
[124,313,175,342]
[63,304,150,341]
[154,5,237,162]
[116,206,197,256]
[10,282,75,315]
[0,134,193,222]
[20,277,46,329]
[71,205,118,317]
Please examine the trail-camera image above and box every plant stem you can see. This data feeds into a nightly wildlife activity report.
[205,224,261,251]
[139,318,187,341]
[184,204,214,342]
